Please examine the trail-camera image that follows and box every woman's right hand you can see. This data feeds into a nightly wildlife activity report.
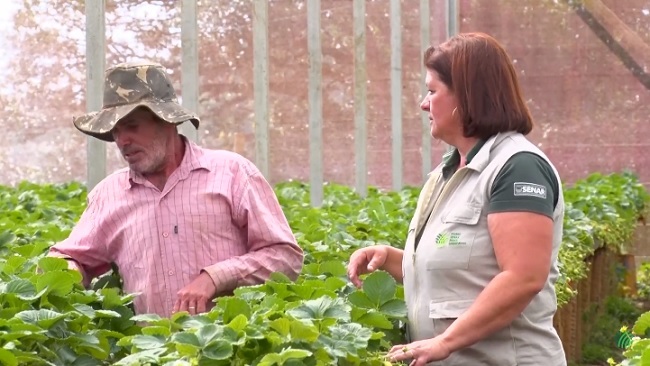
[347,245,389,288]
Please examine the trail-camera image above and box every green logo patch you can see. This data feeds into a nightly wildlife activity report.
[435,232,450,247]
[435,232,466,247]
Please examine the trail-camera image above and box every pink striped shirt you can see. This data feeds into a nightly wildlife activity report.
[50,139,303,317]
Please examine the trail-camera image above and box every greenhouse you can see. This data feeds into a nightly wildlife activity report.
[0,0,649,365]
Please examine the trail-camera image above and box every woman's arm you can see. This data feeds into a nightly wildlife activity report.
[438,211,553,351]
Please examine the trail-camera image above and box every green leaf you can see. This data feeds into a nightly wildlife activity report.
[269,272,292,283]
[323,277,347,292]
[379,299,407,318]
[202,340,233,360]
[318,323,372,358]
[37,257,69,272]
[70,333,100,345]
[71,355,103,366]
[94,309,121,318]
[36,271,77,296]
[113,349,165,366]
[356,311,393,329]
[270,318,291,337]
[15,309,66,329]
[0,230,16,248]
[72,304,96,319]
[642,347,650,365]
[634,312,650,336]
[131,334,166,350]
[347,291,375,309]
[141,326,171,337]
[234,289,266,302]
[116,336,136,347]
[162,361,192,366]
[172,332,201,347]
[287,297,350,322]
[362,271,396,307]
[219,297,251,324]
[98,288,125,308]
[197,324,221,345]
[257,353,282,366]
[289,320,319,342]
[259,348,313,366]
[0,349,18,366]
[175,344,201,358]
[228,314,248,332]
[319,261,347,276]
[131,313,163,323]
[177,315,212,330]
[4,279,36,299]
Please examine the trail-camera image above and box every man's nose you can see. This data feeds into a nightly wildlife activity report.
[113,130,128,147]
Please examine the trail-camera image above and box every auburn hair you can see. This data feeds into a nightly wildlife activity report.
[423,32,533,139]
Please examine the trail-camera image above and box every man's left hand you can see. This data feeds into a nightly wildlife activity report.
[386,337,452,366]
[173,272,217,315]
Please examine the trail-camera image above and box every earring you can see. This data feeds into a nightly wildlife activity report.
[452,107,458,117]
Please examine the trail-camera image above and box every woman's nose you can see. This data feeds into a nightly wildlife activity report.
[420,97,430,111]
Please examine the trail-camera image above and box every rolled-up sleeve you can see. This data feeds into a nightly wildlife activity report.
[202,168,303,293]
[49,189,112,283]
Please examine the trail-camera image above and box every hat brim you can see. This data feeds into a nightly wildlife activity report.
[73,100,200,142]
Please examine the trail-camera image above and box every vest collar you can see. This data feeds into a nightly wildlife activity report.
[466,131,519,172]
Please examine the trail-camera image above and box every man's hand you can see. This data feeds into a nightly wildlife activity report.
[173,272,217,315]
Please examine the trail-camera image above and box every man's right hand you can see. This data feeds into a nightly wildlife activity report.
[66,259,82,272]
[347,245,389,288]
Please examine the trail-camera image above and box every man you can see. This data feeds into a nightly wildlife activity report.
[49,61,303,317]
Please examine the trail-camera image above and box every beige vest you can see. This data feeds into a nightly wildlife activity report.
[402,132,566,365]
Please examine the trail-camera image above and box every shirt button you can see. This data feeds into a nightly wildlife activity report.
[162,232,169,238]
[168,270,174,276]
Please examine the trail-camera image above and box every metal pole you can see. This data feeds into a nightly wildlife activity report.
[253,0,270,177]
[390,0,403,191]
[180,0,199,142]
[85,0,106,190]
[353,0,367,197]
[446,0,459,39]
[308,0,323,206]
[445,0,459,153]
[420,0,432,179]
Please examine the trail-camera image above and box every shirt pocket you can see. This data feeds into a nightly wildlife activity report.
[120,226,155,271]
[425,205,481,270]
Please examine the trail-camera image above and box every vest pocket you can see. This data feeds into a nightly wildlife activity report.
[441,205,482,225]
[422,205,481,270]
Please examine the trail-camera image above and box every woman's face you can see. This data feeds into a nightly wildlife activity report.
[420,70,460,142]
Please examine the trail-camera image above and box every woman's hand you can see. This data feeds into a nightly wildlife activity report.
[386,337,452,365]
[347,245,389,288]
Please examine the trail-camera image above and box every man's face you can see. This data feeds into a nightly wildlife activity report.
[111,108,172,175]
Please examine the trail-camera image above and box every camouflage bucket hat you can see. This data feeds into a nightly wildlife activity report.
[73,61,200,142]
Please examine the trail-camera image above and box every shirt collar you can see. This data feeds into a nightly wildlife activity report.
[441,140,486,178]
[124,135,210,189]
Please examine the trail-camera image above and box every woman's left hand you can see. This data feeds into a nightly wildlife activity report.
[386,337,451,365]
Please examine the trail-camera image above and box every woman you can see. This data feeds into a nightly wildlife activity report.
[347,32,566,365]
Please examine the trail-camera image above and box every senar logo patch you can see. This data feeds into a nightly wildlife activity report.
[513,182,547,199]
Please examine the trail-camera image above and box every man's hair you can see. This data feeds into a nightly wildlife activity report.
[423,32,533,140]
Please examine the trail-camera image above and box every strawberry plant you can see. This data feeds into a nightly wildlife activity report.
[0,171,647,365]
